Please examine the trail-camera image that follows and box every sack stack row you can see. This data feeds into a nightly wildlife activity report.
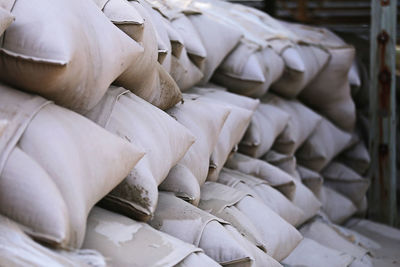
[1,0,399,266]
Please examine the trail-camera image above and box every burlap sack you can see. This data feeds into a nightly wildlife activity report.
[339,141,370,175]
[159,94,230,205]
[239,103,290,158]
[0,6,13,36]
[170,14,206,69]
[296,117,354,172]
[224,225,283,267]
[297,165,323,197]
[0,84,144,248]
[107,0,181,110]
[0,215,106,267]
[318,186,357,224]
[282,238,354,267]
[149,193,254,266]
[322,161,370,207]
[262,93,322,155]
[300,219,372,267]
[200,182,302,261]
[0,0,143,113]
[226,153,296,200]
[271,44,330,98]
[85,86,195,222]
[188,12,242,84]
[83,207,218,267]
[218,168,304,226]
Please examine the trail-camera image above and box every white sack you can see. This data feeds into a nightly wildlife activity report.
[322,161,370,206]
[297,165,323,196]
[226,153,296,200]
[175,251,221,267]
[318,186,357,224]
[85,86,195,221]
[296,117,354,172]
[160,94,230,205]
[218,168,304,226]
[200,182,302,261]
[262,93,322,155]
[239,103,290,158]
[83,207,215,267]
[339,141,371,175]
[0,6,13,36]
[282,238,354,267]
[0,0,143,113]
[262,150,298,177]
[149,192,254,266]
[0,84,144,248]
[0,215,105,267]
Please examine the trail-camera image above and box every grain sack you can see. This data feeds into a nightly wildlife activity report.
[0,0,143,113]
[0,84,144,248]
[224,224,283,267]
[271,44,330,98]
[339,141,370,175]
[149,192,254,266]
[322,161,370,207]
[188,86,260,112]
[226,153,296,200]
[206,104,254,182]
[296,117,354,172]
[346,218,400,266]
[83,207,219,267]
[85,86,195,221]
[290,179,322,225]
[200,182,302,261]
[262,93,322,155]
[0,6,13,36]
[218,168,304,226]
[188,12,242,84]
[300,219,373,267]
[297,165,323,196]
[239,103,290,158]
[318,186,357,224]
[282,238,354,267]
[262,150,298,178]
[170,14,206,69]
[0,215,106,267]
[159,94,230,205]
[107,0,181,110]
[348,60,361,87]
[175,251,221,267]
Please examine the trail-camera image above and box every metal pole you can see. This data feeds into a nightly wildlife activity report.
[369,0,397,226]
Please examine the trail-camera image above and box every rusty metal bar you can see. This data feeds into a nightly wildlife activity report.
[368,0,397,225]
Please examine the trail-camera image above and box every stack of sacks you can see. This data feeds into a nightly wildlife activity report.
[0,0,145,113]
[93,0,182,110]
[0,215,106,267]
[199,181,303,261]
[218,168,304,226]
[159,93,230,205]
[0,84,144,249]
[185,87,259,182]
[226,153,322,225]
[287,23,357,131]
[149,192,282,266]
[83,207,220,267]
[85,86,195,221]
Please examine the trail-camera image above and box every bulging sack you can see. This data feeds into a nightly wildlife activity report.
[0,84,144,248]
[149,192,254,266]
[239,103,290,158]
[262,93,322,155]
[296,117,354,172]
[0,0,143,113]
[160,94,230,205]
[83,207,219,267]
[338,140,371,175]
[297,165,324,196]
[199,182,303,261]
[85,86,195,222]
[0,6,13,36]
[218,168,304,226]
[0,215,106,267]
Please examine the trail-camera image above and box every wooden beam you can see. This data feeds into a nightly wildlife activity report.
[368,0,398,226]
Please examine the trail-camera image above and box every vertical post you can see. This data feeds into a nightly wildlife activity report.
[369,0,397,226]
